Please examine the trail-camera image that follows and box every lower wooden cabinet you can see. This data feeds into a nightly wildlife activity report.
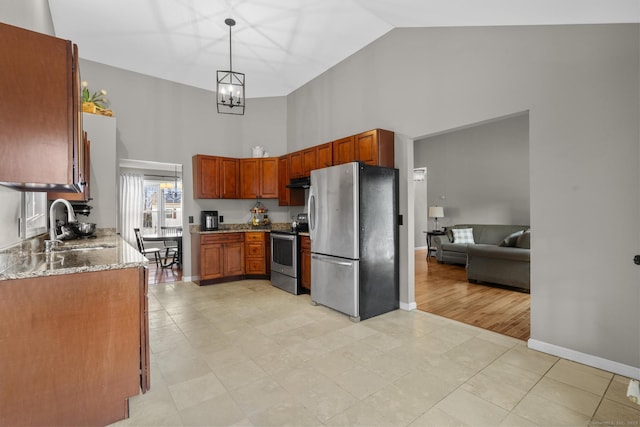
[300,235,311,291]
[0,267,148,426]
[197,233,245,281]
[245,232,268,276]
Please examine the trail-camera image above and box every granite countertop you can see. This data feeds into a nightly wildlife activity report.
[0,233,147,281]
[190,222,292,234]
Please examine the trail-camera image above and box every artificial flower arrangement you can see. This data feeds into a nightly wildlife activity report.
[81,81,113,116]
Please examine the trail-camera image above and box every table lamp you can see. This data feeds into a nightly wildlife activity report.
[428,206,444,231]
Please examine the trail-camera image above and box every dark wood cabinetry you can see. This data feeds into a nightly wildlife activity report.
[0,23,84,192]
[278,156,305,206]
[302,147,316,177]
[196,233,245,282]
[289,151,304,179]
[300,235,311,291]
[48,132,91,201]
[355,129,395,167]
[0,267,148,426]
[245,232,268,276]
[332,135,356,165]
[315,142,333,170]
[332,129,394,167]
[192,155,239,199]
[239,157,278,199]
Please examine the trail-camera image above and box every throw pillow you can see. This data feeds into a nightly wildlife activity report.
[515,229,531,249]
[499,230,524,247]
[452,228,475,244]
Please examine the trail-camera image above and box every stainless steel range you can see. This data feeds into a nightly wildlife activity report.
[270,214,308,295]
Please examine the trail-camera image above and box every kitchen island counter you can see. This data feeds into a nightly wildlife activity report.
[0,233,147,281]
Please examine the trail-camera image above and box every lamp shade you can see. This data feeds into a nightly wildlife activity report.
[428,206,444,218]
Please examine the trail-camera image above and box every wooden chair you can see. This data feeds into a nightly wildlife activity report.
[133,228,162,267]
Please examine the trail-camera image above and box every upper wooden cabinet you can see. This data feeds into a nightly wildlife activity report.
[48,132,90,201]
[332,136,356,165]
[192,155,238,199]
[315,142,333,170]
[219,157,240,199]
[333,129,394,167]
[355,129,395,167]
[302,147,316,177]
[289,151,304,179]
[0,23,84,192]
[239,157,278,199]
[278,156,305,206]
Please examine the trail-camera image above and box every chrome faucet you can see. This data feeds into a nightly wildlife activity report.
[47,199,78,246]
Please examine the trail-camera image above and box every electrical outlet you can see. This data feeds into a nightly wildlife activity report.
[188,216,194,224]
[219,216,224,223]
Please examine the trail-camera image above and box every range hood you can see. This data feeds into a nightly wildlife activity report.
[286,177,310,189]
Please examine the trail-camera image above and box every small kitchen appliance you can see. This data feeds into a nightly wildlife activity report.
[201,211,219,231]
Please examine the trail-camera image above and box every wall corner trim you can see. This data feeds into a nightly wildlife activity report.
[528,339,640,380]
[400,301,417,311]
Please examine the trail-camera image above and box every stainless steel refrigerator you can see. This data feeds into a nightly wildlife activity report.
[308,162,399,321]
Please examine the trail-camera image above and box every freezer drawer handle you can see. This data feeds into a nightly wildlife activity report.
[312,255,353,267]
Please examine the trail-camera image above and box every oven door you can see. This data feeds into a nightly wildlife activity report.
[270,232,297,278]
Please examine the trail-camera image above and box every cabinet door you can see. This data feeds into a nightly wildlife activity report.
[219,157,239,199]
[239,158,259,199]
[332,136,355,165]
[301,237,311,290]
[201,243,223,279]
[193,155,219,199]
[224,242,245,276]
[0,23,80,191]
[48,133,90,201]
[289,151,303,179]
[260,157,278,199]
[302,148,316,177]
[278,156,290,206]
[315,142,333,170]
[355,129,395,167]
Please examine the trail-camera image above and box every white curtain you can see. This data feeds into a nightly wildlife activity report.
[120,173,144,247]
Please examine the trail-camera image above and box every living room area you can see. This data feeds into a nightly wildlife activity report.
[413,112,531,340]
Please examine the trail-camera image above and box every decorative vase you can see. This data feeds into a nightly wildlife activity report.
[82,102,97,114]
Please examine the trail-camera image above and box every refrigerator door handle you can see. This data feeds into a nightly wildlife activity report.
[308,189,316,240]
[312,254,353,267]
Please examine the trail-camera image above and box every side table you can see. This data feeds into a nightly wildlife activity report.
[424,230,446,261]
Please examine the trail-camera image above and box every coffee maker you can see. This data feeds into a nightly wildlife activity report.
[201,211,219,231]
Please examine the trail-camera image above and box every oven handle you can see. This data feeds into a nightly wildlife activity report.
[271,233,296,241]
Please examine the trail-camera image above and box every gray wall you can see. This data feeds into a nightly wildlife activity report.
[78,59,290,278]
[287,25,640,372]
[413,113,530,246]
[0,0,54,249]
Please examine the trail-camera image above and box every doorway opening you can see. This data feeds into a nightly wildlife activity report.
[119,159,183,285]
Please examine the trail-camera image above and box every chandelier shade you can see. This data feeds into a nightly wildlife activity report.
[216,18,245,115]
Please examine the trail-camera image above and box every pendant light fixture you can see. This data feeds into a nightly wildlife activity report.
[217,18,245,115]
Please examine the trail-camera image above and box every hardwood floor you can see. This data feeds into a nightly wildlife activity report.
[415,249,530,341]
[147,262,182,285]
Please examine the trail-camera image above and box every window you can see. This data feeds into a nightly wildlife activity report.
[143,178,182,233]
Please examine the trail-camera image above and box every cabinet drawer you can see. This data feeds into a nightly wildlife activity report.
[246,242,264,257]
[201,233,244,244]
[245,232,265,242]
[246,259,266,274]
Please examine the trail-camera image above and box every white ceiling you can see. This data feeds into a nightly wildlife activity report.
[48,0,639,99]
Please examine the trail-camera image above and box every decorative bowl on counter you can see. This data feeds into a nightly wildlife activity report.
[69,222,97,237]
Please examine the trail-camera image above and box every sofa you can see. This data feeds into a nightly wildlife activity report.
[432,224,531,291]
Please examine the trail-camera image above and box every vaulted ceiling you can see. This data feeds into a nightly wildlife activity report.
[48,0,639,98]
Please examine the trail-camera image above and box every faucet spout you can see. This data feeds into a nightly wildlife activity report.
[49,199,78,241]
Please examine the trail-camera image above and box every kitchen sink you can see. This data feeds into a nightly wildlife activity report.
[51,244,116,253]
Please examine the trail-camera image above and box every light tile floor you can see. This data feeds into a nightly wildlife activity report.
[112,280,640,427]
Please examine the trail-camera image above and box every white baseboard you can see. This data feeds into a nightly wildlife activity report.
[415,245,428,251]
[400,301,417,311]
[182,275,197,282]
[528,339,640,380]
